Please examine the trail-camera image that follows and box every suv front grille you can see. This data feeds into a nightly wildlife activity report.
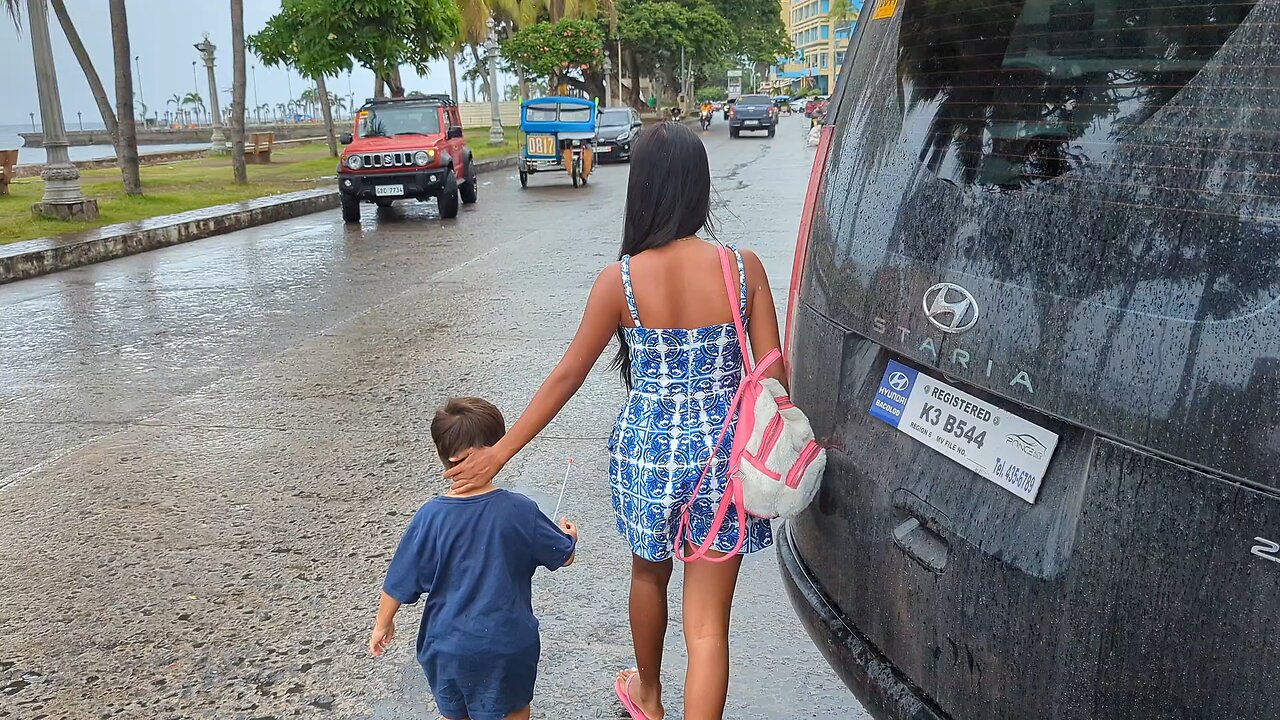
[359,151,414,169]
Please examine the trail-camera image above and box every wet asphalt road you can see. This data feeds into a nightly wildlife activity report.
[0,115,869,720]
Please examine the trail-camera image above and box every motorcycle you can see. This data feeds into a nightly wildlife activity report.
[699,109,713,131]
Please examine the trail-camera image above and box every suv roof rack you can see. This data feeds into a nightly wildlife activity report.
[362,94,457,107]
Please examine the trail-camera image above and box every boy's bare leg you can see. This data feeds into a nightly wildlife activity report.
[627,554,673,719]
[503,707,530,720]
[682,548,743,720]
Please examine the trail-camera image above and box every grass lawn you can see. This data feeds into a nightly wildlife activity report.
[1,129,520,246]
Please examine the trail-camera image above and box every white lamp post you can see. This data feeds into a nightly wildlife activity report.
[604,54,612,107]
[194,34,228,154]
[485,18,505,146]
[26,0,98,219]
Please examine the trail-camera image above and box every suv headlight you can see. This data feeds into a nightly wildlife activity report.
[413,150,431,166]
[345,154,363,170]
[617,130,631,142]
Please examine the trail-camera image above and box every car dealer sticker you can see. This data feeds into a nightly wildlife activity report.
[870,360,1059,503]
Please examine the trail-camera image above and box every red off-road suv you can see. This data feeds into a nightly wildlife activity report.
[337,95,478,223]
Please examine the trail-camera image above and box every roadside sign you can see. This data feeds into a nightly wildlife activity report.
[727,69,743,99]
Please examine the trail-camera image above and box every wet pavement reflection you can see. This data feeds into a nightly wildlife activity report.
[0,115,868,719]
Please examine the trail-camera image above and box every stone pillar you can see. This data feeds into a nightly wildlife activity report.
[195,35,228,155]
[27,0,98,220]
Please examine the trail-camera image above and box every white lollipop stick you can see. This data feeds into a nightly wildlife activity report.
[552,457,574,520]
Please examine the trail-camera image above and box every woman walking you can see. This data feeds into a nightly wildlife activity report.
[445,122,786,720]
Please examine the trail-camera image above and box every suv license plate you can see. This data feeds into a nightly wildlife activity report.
[375,184,403,197]
[869,360,1059,503]
[745,120,758,125]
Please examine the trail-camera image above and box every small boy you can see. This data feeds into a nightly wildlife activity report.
[369,397,578,720]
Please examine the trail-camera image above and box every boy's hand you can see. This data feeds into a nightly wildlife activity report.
[369,621,395,657]
[559,517,578,541]
[560,517,579,567]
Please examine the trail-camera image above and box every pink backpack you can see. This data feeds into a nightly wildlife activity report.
[675,246,826,563]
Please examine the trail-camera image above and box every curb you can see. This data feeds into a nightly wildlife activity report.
[0,155,517,286]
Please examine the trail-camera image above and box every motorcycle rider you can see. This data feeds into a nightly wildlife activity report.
[699,101,714,130]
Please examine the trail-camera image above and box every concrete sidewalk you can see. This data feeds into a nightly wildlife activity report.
[0,155,517,286]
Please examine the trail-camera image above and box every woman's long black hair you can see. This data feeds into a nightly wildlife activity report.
[610,121,715,387]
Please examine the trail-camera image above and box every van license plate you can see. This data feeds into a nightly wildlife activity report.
[375,184,403,197]
[870,360,1059,503]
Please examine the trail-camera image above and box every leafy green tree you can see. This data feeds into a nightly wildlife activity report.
[707,0,790,68]
[617,0,731,104]
[247,0,460,98]
[695,87,723,102]
[501,18,605,97]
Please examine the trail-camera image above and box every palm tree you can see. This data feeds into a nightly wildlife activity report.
[183,92,205,125]
[451,0,494,102]
[315,74,337,157]
[229,0,247,183]
[4,0,18,28]
[50,0,118,142]
[109,0,141,195]
[168,93,184,126]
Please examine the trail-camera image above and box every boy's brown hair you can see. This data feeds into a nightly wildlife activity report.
[431,397,506,469]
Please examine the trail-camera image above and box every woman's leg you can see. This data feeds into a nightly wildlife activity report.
[627,554,673,718]
[681,549,744,720]
[503,707,530,720]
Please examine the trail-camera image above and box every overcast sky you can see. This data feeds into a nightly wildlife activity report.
[1,0,457,127]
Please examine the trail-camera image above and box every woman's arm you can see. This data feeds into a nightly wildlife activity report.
[445,265,625,492]
[742,250,788,391]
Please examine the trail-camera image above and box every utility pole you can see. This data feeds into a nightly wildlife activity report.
[25,0,98,219]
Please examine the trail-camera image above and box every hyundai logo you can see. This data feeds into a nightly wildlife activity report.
[923,283,979,334]
[888,372,910,391]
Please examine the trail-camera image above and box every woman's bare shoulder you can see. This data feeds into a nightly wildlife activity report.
[736,247,770,284]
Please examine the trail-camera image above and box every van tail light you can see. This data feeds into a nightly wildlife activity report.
[729,107,736,118]
[784,123,835,382]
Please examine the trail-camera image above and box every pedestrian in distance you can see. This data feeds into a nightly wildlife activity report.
[369,397,579,720]
[445,122,787,720]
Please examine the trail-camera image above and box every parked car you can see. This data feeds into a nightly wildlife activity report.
[728,94,777,138]
[594,106,644,162]
[781,1,1279,719]
[803,99,828,119]
[337,94,476,224]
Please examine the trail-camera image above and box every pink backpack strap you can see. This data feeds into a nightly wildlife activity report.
[673,246,757,563]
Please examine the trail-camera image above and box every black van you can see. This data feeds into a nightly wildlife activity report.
[779,1,1279,719]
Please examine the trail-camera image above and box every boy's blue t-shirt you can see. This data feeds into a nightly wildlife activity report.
[383,489,576,662]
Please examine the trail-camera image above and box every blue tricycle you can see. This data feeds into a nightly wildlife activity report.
[518,96,598,188]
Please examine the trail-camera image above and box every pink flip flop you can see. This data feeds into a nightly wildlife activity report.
[614,669,661,720]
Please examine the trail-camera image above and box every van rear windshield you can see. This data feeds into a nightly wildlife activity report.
[897,0,1258,189]
[827,0,1276,324]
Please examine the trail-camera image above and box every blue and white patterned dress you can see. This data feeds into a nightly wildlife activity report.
[608,245,774,562]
